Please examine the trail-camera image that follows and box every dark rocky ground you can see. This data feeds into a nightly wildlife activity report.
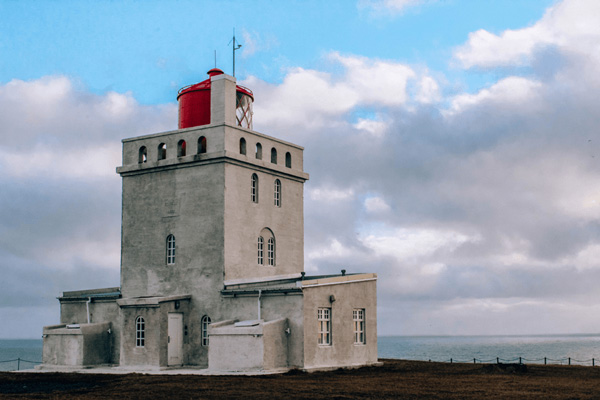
[2,359,600,399]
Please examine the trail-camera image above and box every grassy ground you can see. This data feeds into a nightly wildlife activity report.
[2,359,600,399]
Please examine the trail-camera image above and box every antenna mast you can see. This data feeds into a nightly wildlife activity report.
[228,28,242,77]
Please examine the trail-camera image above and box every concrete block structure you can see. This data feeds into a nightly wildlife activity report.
[41,69,378,372]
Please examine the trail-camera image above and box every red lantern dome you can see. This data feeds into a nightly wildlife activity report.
[177,68,254,129]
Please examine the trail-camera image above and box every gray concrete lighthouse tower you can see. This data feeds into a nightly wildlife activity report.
[41,69,378,372]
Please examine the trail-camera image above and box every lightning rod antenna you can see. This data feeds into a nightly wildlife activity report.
[228,28,242,77]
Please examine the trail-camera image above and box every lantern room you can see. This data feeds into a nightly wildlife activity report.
[177,68,254,130]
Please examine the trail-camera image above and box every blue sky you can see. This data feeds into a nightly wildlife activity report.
[2,0,600,339]
[1,0,554,104]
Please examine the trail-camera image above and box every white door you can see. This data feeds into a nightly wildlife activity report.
[168,313,183,366]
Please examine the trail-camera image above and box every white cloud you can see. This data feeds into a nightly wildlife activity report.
[445,76,542,116]
[241,30,278,58]
[329,52,416,106]
[364,196,391,213]
[245,52,432,129]
[0,143,122,179]
[454,0,600,69]
[359,0,435,15]
[414,75,441,104]
[353,117,389,137]
[309,187,355,202]
[360,227,477,263]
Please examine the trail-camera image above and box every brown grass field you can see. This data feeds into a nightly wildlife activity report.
[2,359,600,399]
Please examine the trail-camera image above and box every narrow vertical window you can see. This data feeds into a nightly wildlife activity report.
[177,140,186,157]
[285,152,292,168]
[271,148,277,164]
[251,173,259,203]
[166,234,176,265]
[139,146,147,164]
[267,237,275,266]
[353,309,366,345]
[239,138,247,155]
[198,136,207,154]
[318,308,331,345]
[257,236,264,265]
[158,143,167,160]
[135,316,145,347]
[201,315,211,346]
[255,143,262,160]
[274,179,281,207]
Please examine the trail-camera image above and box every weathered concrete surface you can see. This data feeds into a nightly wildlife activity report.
[208,318,288,371]
[42,322,112,367]
[302,274,378,370]
[117,296,190,368]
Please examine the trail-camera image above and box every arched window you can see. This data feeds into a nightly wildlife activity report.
[166,234,176,265]
[274,179,281,207]
[251,174,259,203]
[198,136,207,154]
[135,316,145,347]
[285,152,292,168]
[177,140,186,157]
[255,143,262,160]
[139,146,147,164]
[201,315,211,346]
[239,138,247,155]
[257,236,264,265]
[267,237,275,266]
[158,143,167,160]
[271,148,277,164]
[258,228,274,266]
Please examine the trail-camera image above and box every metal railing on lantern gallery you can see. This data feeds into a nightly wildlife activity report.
[0,357,42,371]
[429,356,600,366]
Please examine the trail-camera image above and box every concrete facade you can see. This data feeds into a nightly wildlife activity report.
[41,70,378,372]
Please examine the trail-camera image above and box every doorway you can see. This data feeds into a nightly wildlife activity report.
[168,313,183,366]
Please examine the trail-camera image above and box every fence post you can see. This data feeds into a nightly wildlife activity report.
[497,357,499,364]
[17,358,20,371]
[544,357,547,365]
[450,358,453,364]
[593,358,595,367]
[519,357,522,364]
[474,358,476,364]
[569,358,571,366]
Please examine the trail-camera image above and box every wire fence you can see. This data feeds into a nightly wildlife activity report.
[427,356,600,366]
[0,357,42,371]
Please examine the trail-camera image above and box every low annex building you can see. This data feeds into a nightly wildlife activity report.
[41,69,378,372]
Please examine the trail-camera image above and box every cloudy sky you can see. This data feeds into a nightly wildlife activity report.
[2,0,600,338]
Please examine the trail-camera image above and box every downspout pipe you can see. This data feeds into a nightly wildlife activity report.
[257,289,262,320]
[86,297,92,324]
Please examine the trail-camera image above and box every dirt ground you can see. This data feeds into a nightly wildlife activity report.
[2,359,600,399]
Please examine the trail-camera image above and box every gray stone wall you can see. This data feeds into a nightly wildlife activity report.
[302,279,378,369]
[59,300,120,364]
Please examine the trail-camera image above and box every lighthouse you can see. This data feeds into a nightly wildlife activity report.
[41,68,378,372]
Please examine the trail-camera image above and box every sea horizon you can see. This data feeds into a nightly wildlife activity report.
[4,334,600,371]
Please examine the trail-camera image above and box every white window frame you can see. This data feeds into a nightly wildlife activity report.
[274,179,281,207]
[267,237,275,266]
[353,309,366,345]
[166,234,176,265]
[257,236,264,265]
[201,315,211,346]
[135,316,145,347]
[251,174,259,203]
[318,308,331,345]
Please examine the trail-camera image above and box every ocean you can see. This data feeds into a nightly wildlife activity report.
[378,335,600,365]
[3,335,600,371]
